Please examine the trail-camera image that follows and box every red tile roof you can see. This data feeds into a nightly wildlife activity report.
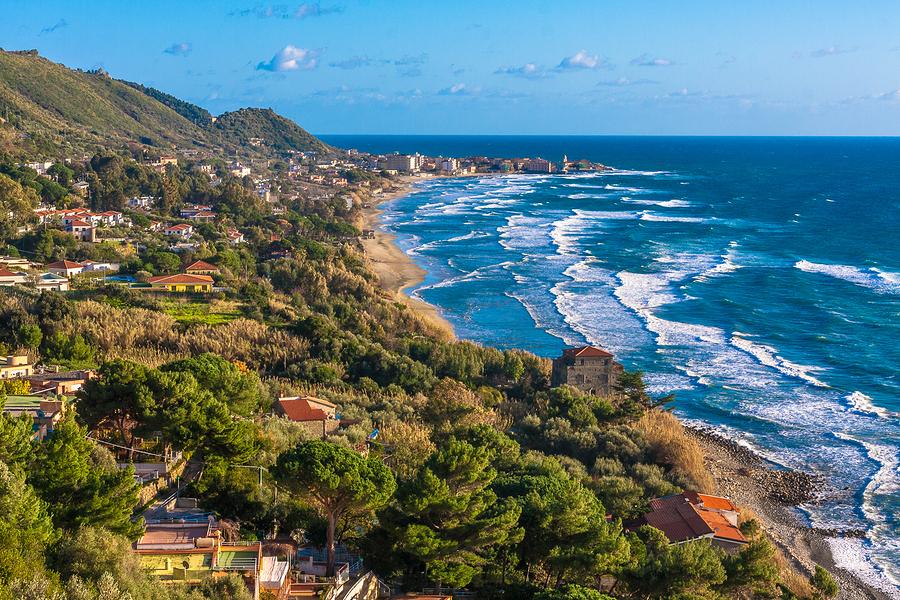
[166,223,193,231]
[148,273,214,285]
[277,397,329,422]
[0,267,19,277]
[563,346,614,359]
[47,260,83,269]
[184,260,219,272]
[68,219,92,227]
[645,493,746,545]
[684,491,739,512]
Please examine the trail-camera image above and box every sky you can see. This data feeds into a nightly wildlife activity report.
[4,0,900,135]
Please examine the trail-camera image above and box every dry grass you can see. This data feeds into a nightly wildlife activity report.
[636,409,715,493]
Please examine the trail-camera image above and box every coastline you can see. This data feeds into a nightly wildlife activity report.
[359,172,895,600]
[687,427,892,600]
[359,175,456,340]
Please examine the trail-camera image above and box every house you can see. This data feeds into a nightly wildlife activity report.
[226,229,245,244]
[147,273,214,293]
[551,346,623,396]
[71,181,90,197]
[0,355,33,379]
[0,256,36,271]
[275,396,339,438]
[128,196,155,210]
[97,210,126,226]
[2,396,66,441]
[641,492,747,551]
[66,219,96,242]
[27,369,95,396]
[184,260,220,275]
[0,267,28,287]
[188,211,216,223]
[46,260,85,278]
[164,223,194,238]
[135,520,271,599]
[34,272,70,291]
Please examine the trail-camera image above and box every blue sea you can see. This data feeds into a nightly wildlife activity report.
[323,136,900,593]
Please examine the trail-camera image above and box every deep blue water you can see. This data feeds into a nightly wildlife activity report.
[323,136,900,593]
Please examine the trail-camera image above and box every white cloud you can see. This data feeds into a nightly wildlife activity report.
[495,63,548,79]
[596,77,657,87]
[438,82,472,95]
[257,45,320,72]
[631,54,675,67]
[557,50,610,70]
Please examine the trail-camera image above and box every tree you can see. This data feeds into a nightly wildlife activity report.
[0,461,57,584]
[0,404,35,470]
[272,440,396,576]
[30,415,143,539]
[0,173,39,238]
[810,565,838,599]
[77,360,153,458]
[386,440,523,588]
[161,353,267,417]
[534,584,614,600]
[624,526,726,598]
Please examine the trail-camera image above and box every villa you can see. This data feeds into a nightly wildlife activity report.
[640,492,748,551]
[47,260,85,278]
[184,260,220,275]
[147,273,214,293]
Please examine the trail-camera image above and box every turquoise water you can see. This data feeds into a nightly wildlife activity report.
[324,136,900,593]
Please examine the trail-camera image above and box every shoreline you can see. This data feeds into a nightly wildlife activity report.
[687,426,892,600]
[359,175,456,340]
[358,173,895,600]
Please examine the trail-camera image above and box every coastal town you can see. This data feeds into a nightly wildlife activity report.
[0,47,872,600]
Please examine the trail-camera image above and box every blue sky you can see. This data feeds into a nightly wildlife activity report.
[4,0,900,135]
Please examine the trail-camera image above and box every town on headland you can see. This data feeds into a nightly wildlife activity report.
[0,48,884,600]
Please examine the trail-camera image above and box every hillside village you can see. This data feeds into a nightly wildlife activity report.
[0,50,846,600]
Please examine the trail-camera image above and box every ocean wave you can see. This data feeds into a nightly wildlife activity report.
[497,214,553,251]
[639,211,708,223]
[623,198,693,208]
[730,333,829,387]
[831,433,900,591]
[845,391,898,420]
[694,242,743,281]
[795,260,900,294]
[446,230,492,243]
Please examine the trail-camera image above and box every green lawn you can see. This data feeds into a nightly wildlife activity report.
[158,300,242,325]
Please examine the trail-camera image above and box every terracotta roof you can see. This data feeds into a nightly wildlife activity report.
[646,493,746,545]
[136,524,211,548]
[68,219,92,227]
[646,495,714,542]
[166,223,192,230]
[0,267,20,277]
[148,273,214,285]
[47,260,83,269]
[277,397,328,422]
[563,345,614,358]
[684,491,739,512]
[184,260,219,272]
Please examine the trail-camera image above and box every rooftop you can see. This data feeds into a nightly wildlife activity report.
[563,345,614,359]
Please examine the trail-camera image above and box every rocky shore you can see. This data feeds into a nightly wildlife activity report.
[686,426,895,600]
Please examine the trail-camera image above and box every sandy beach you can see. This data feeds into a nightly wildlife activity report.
[688,427,893,600]
[358,176,456,340]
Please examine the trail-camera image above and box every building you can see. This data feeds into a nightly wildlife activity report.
[381,153,423,173]
[46,260,85,278]
[80,260,120,272]
[27,369,95,396]
[134,521,276,599]
[34,272,70,291]
[147,273,214,293]
[551,346,623,396]
[164,223,194,238]
[523,158,552,173]
[0,355,33,379]
[641,492,748,551]
[66,219,96,242]
[0,267,28,286]
[440,158,459,173]
[275,396,339,438]
[1,396,66,441]
[184,260,220,275]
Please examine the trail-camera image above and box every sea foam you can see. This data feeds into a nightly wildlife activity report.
[795,260,900,294]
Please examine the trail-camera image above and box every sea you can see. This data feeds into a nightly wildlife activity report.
[322,135,900,594]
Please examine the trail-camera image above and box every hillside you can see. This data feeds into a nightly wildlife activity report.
[0,49,330,158]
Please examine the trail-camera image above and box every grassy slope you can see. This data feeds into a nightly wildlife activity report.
[0,49,331,157]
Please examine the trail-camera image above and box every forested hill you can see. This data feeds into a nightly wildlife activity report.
[0,49,330,158]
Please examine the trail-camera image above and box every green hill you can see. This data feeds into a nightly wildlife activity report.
[0,49,330,158]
